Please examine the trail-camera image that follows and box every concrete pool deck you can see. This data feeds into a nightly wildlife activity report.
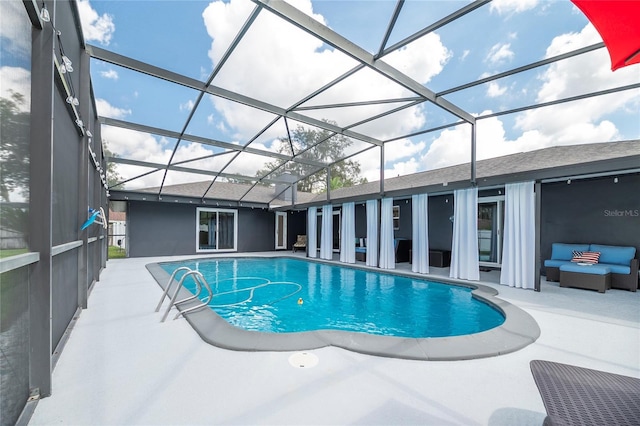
[29,252,639,425]
[146,257,540,361]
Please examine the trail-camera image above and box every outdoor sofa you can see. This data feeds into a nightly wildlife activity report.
[544,243,638,292]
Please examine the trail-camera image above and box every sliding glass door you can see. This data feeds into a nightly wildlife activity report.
[197,208,237,252]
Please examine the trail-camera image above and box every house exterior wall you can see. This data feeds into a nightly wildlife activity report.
[127,200,277,257]
[342,176,640,268]
[394,200,412,240]
[540,173,640,267]
[428,195,455,251]
[287,211,306,250]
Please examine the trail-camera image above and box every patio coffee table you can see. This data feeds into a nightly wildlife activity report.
[559,263,611,293]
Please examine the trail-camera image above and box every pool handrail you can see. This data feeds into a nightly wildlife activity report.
[160,270,213,322]
[155,266,192,312]
[172,273,213,320]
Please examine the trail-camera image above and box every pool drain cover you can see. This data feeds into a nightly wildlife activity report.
[288,352,319,368]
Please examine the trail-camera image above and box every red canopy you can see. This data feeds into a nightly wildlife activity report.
[571,0,640,71]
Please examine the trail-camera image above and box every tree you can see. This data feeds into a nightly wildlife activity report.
[103,142,124,189]
[256,121,367,193]
[0,92,30,242]
[0,92,30,202]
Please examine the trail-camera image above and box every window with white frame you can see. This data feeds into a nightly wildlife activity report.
[196,208,237,252]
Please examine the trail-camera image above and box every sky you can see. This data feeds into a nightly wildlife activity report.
[57,0,640,190]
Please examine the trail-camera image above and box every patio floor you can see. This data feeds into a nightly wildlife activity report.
[29,253,639,425]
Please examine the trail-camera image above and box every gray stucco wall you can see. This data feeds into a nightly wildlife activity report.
[287,211,306,249]
[237,208,276,252]
[540,174,640,266]
[126,173,640,264]
[428,195,454,251]
[127,201,277,257]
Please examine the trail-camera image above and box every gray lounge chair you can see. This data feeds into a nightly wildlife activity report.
[530,360,640,426]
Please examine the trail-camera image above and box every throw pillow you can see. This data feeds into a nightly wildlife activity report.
[571,251,601,264]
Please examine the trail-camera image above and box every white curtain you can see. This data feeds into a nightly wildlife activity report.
[340,202,355,263]
[450,188,479,280]
[500,181,536,289]
[366,199,379,267]
[379,197,395,269]
[412,193,429,273]
[307,207,317,258]
[320,204,333,260]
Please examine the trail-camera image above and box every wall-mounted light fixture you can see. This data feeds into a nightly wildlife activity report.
[567,179,571,184]
[614,177,619,183]
[40,3,50,22]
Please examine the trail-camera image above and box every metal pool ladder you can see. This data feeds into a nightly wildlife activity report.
[155,267,213,322]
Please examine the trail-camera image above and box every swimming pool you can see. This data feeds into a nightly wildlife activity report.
[159,257,504,338]
[147,255,540,360]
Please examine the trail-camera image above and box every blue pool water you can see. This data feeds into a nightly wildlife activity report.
[160,258,504,338]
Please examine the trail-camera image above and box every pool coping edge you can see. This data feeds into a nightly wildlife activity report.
[146,256,541,361]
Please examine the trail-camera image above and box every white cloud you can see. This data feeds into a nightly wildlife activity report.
[384,33,452,85]
[101,125,217,189]
[96,96,276,189]
[486,43,514,65]
[180,99,195,112]
[490,0,539,15]
[410,21,639,174]
[95,98,131,119]
[103,126,169,162]
[0,1,31,58]
[77,0,115,46]
[201,0,448,146]
[417,114,540,172]
[516,23,638,137]
[100,69,118,80]
[486,81,507,98]
[0,66,31,112]
[351,138,427,181]
[384,157,420,179]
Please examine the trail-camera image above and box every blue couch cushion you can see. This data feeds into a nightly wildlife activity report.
[603,264,631,275]
[551,243,590,261]
[544,259,570,268]
[560,263,611,275]
[355,247,366,254]
[589,244,636,266]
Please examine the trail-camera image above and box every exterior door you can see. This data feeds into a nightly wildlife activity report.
[275,212,287,250]
[478,197,504,266]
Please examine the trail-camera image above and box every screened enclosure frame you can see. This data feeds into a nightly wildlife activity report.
[91,0,639,208]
